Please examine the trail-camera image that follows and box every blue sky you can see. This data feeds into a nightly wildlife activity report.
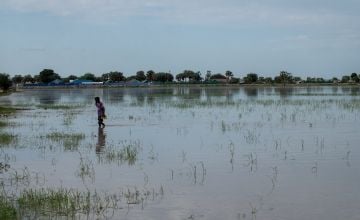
[1,0,360,78]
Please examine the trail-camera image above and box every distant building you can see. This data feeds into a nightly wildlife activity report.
[48,79,64,85]
[69,79,93,85]
[126,79,144,87]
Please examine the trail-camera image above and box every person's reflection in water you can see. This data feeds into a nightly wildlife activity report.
[96,127,106,154]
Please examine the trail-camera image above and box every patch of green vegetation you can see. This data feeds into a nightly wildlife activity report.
[119,145,139,165]
[36,104,85,110]
[62,110,80,126]
[0,121,7,128]
[76,157,95,181]
[0,106,16,114]
[17,188,86,217]
[44,132,85,151]
[0,133,17,146]
[0,91,13,97]
[98,141,140,165]
[0,197,17,220]
[45,132,85,141]
[105,145,138,165]
[14,186,164,218]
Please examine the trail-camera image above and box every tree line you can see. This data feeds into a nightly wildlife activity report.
[1,69,359,91]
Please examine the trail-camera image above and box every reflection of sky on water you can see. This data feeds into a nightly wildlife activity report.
[1,86,360,220]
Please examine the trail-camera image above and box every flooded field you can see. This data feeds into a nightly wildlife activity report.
[1,86,360,220]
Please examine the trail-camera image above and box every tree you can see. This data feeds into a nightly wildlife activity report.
[205,70,212,81]
[176,70,202,82]
[265,77,273,84]
[12,75,24,84]
[274,76,282,83]
[136,71,146,81]
[126,75,137,81]
[176,73,185,81]
[39,69,60,84]
[146,70,155,81]
[244,73,258,83]
[63,75,78,83]
[351,73,359,82]
[196,72,203,81]
[0,73,12,91]
[80,73,96,81]
[210,73,226,80]
[33,75,40,83]
[229,77,240,84]
[306,77,316,83]
[104,71,125,82]
[94,76,103,82]
[293,76,302,82]
[225,70,233,82]
[341,75,350,83]
[154,72,173,82]
[279,71,292,86]
[258,77,265,83]
[68,75,78,80]
[23,74,35,83]
[316,78,325,83]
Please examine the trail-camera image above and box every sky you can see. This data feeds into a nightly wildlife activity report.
[1,0,360,78]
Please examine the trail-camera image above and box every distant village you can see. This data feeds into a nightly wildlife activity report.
[1,69,360,91]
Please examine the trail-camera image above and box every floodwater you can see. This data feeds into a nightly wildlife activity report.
[1,86,360,220]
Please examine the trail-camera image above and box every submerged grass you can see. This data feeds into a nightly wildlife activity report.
[0,186,164,219]
[36,104,85,110]
[98,141,141,165]
[0,133,18,146]
[44,132,85,151]
[17,188,83,217]
[63,110,79,126]
[104,145,139,165]
[45,132,85,141]
[0,196,17,220]
[0,106,17,114]
[0,121,7,128]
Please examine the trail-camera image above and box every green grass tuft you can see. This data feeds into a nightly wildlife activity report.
[44,132,85,151]
[0,121,7,128]
[0,133,17,146]
[0,106,16,114]
[36,104,85,110]
[0,197,17,220]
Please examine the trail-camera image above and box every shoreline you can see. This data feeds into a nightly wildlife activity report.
[13,82,360,91]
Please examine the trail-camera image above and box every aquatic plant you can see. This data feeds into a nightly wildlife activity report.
[0,162,10,174]
[0,196,17,220]
[44,132,85,151]
[62,110,80,126]
[0,106,16,115]
[0,184,165,219]
[0,133,18,146]
[45,132,84,140]
[97,141,141,165]
[0,121,7,128]
[76,156,95,182]
[36,104,85,110]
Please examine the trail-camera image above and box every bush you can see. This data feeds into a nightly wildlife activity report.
[0,74,12,91]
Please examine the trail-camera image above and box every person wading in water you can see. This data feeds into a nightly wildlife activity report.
[95,97,106,128]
